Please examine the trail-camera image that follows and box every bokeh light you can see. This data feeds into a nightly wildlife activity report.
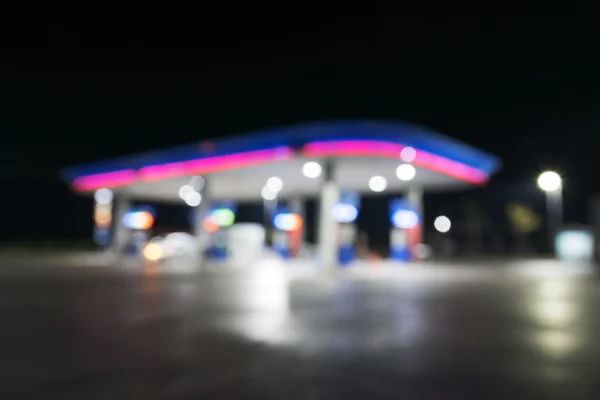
[266,176,283,193]
[400,147,417,162]
[302,161,322,178]
[396,164,416,181]
[143,242,163,261]
[94,188,114,205]
[184,191,202,207]
[538,171,562,192]
[368,176,387,192]
[434,215,451,233]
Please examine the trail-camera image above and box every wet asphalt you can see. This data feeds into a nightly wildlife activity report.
[0,260,598,399]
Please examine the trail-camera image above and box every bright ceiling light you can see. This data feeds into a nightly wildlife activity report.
[190,176,205,191]
[538,171,562,192]
[400,147,417,162]
[266,176,283,193]
[368,176,387,192]
[184,191,202,207]
[396,164,416,181]
[179,184,195,200]
[302,161,322,178]
[261,186,277,201]
[434,215,451,233]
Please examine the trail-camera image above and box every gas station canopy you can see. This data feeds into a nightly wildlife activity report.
[61,121,501,202]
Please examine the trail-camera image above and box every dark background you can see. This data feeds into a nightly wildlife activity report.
[1,10,598,252]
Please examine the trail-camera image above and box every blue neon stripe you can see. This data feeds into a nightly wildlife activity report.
[61,120,501,181]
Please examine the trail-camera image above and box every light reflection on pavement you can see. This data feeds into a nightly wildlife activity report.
[0,259,598,398]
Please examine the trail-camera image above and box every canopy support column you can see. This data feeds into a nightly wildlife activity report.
[192,177,211,265]
[318,160,339,270]
[112,196,131,255]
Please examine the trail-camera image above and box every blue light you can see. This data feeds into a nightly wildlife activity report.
[332,203,358,223]
[391,210,419,229]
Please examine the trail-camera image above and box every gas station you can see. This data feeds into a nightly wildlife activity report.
[61,120,501,269]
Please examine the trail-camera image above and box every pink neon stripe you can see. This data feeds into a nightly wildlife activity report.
[414,151,488,184]
[72,169,137,192]
[302,140,489,185]
[138,146,294,181]
[303,140,405,159]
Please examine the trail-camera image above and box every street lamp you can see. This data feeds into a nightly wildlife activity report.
[537,171,563,252]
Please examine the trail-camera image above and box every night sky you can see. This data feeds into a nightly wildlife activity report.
[1,11,599,250]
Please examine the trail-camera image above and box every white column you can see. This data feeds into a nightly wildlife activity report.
[407,186,424,243]
[193,178,211,256]
[318,161,339,270]
[263,197,277,246]
[112,196,130,254]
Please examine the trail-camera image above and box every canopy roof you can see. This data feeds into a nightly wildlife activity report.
[61,120,501,202]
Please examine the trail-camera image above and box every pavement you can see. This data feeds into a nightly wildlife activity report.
[0,258,599,398]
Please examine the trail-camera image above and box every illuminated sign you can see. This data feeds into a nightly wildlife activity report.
[389,199,420,229]
[203,217,219,233]
[331,204,358,223]
[210,208,235,227]
[273,213,302,232]
[391,209,419,229]
[122,210,155,230]
[331,192,360,223]
[94,204,112,228]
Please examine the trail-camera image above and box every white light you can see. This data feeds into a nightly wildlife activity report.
[302,161,322,178]
[184,191,202,207]
[538,171,562,192]
[266,176,283,193]
[94,188,113,205]
[190,176,205,191]
[434,215,451,233]
[179,184,195,200]
[261,186,277,201]
[368,176,387,192]
[331,203,358,223]
[400,147,417,162]
[392,210,419,229]
[555,230,593,262]
[396,164,416,181]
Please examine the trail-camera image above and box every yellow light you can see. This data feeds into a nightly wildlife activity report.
[143,243,163,261]
[94,204,112,227]
[94,210,112,227]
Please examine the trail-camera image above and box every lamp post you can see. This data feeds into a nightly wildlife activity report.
[537,171,563,253]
